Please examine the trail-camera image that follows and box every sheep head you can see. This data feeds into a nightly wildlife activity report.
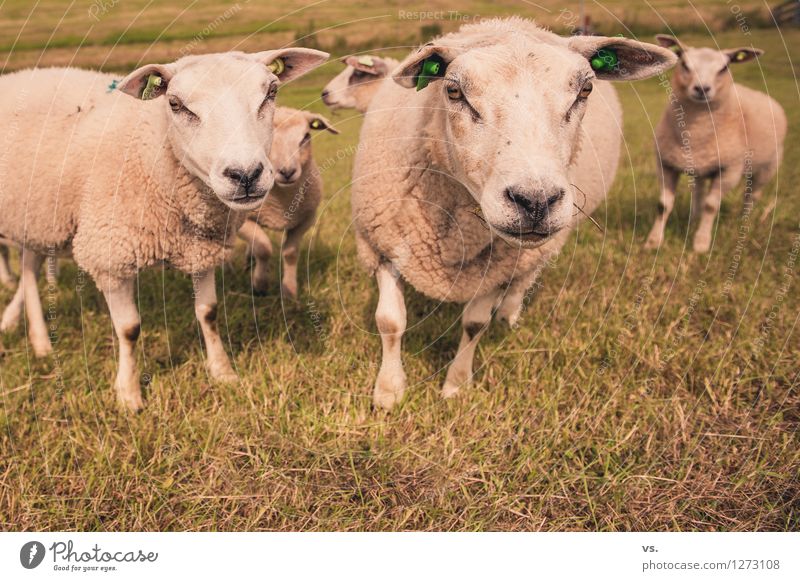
[656,35,762,104]
[118,48,329,210]
[392,31,675,247]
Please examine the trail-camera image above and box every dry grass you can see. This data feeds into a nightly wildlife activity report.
[0,3,799,531]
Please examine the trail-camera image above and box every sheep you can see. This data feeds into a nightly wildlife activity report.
[351,17,677,409]
[645,35,787,253]
[0,48,329,410]
[321,55,399,113]
[238,106,339,298]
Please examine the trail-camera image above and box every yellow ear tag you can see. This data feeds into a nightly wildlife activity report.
[736,51,747,61]
[268,58,285,76]
[357,56,374,67]
[310,119,322,130]
[141,74,162,100]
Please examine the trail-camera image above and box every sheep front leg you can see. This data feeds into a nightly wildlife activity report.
[21,250,51,357]
[0,245,14,288]
[645,164,680,249]
[1,279,24,332]
[238,219,273,294]
[194,268,237,383]
[373,262,407,410]
[693,168,739,253]
[104,280,143,411]
[442,289,501,399]
[281,213,314,300]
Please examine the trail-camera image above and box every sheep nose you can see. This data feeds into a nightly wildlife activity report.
[321,89,330,99]
[278,167,297,181]
[224,163,264,192]
[693,84,711,96]
[505,187,565,228]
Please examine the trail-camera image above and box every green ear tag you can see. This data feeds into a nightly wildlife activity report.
[590,48,619,72]
[141,74,162,100]
[416,57,444,91]
[268,58,285,76]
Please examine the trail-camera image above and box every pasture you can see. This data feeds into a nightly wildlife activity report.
[0,1,798,530]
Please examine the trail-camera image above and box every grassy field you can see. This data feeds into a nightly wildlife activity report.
[0,2,799,531]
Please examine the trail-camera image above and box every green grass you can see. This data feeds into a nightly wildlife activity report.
[0,13,799,530]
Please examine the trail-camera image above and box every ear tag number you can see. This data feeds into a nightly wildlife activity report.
[141,74,162,100]
[590,48,619,72]
[268,58,286,76]
[416,56,444,91]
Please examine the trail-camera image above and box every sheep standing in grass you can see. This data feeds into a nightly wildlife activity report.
[645,36,787,253]
[0,48,328,410]
[238,106,339,297]
[321,55,399,113]
[351,18,676,409]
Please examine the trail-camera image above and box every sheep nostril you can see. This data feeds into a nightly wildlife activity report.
[223,167,245,185]
[321,90,330,99]
[506,187,563,227]
[279,167,297,180]
[224,163,264,192]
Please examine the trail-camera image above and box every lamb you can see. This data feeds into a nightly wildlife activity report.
[238,106,339,297]
[0,48,328,410]
[321,55,399,113]
[645,35,787,253]
[351,17,676,409]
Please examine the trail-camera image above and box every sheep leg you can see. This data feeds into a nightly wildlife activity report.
[373,262,407,410]
[442,289,501,399]
[104,280,143,411]
[238,219,273,294]
[689,177,707,222]
[194,268,237,383]
[281,213,314,300]
[0,245,15,288]
[21,250,52,357]
[694,169,739,254]
[645,164,680,249]
[1,278,24,332]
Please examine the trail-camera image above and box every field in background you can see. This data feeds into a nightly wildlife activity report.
[0,2,798,530]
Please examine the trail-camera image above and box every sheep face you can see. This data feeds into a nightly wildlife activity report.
[394,35,676,247]
[656,35,762,104]
[269,108,338,187]
[118,49,329,211]
[322,56,393,112]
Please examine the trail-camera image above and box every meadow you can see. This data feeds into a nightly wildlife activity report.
[0,1,798,530]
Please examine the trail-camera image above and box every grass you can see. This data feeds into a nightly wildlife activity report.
[0,5,799,531]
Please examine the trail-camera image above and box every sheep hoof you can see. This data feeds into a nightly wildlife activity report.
[208,362,238,384]
[373,371,406,410]
[0,311,20,332]
[693,235,711,254]
[116,383,144,413]
[32,341,53,358]
[644,234,663,250]
[281,283,298,301]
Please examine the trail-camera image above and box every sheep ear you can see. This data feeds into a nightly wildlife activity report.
[254,48,330,83]
[306,112,339,134]
[393,45,459,90]
[654,34,685,57]
[117,63,175,99]
[344,55,388,76]
[568,36,678,81]
[725,47,763,64]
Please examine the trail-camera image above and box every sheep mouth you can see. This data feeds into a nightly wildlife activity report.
[493,225,559,244]
[275,177,299,187]
[224,190,268,209]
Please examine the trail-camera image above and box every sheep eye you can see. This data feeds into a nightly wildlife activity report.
[578,81,593,99]
[446,85,462,100]
[168,97,183,112]
[718,65,729,75]
[266,84,278,102]
[680,61,690,73]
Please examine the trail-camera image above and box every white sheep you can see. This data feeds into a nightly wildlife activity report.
[0,48,328,410]
[321,55,399,113]
[645,35,787,253]
[238,106,339,297]
[351,18,676,409]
